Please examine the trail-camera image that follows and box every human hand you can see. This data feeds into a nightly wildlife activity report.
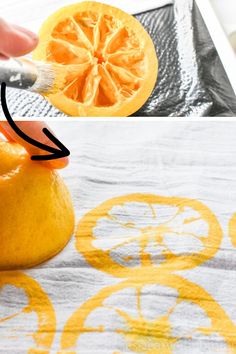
[0,18,38,60]
[0,21,68,169]
[0,121,69,169]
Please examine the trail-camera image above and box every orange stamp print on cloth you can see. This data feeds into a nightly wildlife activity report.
[0,272,56,353]
[76,194,222,278]
[60,274,236,353]
[229,213,236,248]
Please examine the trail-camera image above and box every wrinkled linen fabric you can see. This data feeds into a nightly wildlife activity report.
[1,122,236,353]
[1,0,235,117]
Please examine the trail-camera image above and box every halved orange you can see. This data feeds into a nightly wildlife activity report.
[0,141,75,270]
[76,194,222,278]
[33,1,158,117]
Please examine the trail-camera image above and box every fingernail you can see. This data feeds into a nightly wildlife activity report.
[0,54,9,60]
[42,156,69,170]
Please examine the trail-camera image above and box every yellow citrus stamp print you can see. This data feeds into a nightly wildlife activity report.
[60,273,236,353]
[0,272,56,353]
[76,194,222,277]
[229,213,236,247]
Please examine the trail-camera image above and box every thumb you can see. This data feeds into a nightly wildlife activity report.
[0,19,38,58]
[0,121,69,170]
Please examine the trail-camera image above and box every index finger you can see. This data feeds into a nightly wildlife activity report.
[0,121,69,169]
[0,18,38,58]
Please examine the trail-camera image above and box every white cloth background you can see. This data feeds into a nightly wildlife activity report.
[1,121,236,353]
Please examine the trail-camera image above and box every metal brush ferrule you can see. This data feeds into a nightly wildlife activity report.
[0,58,38,90]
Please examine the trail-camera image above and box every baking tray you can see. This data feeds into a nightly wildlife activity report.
[2,0,236,117]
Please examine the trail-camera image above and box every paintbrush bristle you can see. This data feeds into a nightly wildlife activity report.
[30,62,67,95]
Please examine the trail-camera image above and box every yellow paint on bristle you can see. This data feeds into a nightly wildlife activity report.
[46,63,69,95]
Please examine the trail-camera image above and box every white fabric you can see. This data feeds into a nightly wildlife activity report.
[1,122,236,353]
[0,0,173,32]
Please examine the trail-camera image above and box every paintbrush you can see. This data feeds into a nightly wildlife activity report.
[0,58,66,95]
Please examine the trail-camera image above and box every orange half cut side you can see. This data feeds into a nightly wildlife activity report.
[33,1,158,117]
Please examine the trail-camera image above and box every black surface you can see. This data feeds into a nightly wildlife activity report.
[134,0,236,116]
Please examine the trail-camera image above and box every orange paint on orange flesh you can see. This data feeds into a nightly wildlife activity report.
[33,2,158,117]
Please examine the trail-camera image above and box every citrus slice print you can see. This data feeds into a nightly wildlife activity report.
[0,272,56,353]
[76,194,222,277]
[33,2,158,117]
[60,274,236,353]
[229,213,236,247]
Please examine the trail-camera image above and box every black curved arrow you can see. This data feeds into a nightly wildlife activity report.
[0,82,70,161]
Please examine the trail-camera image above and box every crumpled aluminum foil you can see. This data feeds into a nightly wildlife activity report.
[134,0,236,116]
[2,0,236,117]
